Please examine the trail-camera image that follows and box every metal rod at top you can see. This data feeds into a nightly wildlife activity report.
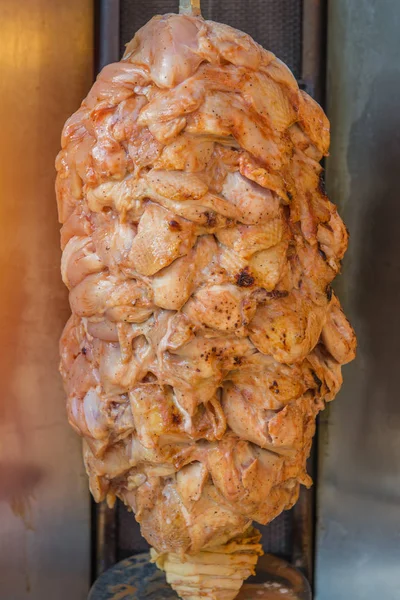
[179,0,202,17]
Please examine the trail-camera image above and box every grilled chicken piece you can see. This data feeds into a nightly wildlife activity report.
[56,11,356,600]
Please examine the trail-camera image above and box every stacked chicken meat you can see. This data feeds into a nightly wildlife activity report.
[56,13,356,600]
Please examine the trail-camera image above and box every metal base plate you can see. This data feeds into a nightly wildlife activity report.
[88,553,311,600]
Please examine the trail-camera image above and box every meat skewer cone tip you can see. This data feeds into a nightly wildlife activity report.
[152,528,264,600]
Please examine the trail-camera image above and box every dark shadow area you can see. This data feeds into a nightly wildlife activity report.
[0,462,44,503]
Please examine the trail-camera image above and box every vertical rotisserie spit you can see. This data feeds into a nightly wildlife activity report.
[56,11,356,600]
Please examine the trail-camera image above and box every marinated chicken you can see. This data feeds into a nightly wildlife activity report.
[56,11,356,600]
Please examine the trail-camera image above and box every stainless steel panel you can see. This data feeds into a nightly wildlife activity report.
[315,2,400,598]
[0,1,93,598]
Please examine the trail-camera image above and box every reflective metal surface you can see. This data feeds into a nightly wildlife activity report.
[315,1,400,598]
[0,1,93,598]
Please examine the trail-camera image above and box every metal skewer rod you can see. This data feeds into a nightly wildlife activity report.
[179,0,202,17]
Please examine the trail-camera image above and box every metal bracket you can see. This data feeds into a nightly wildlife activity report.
[96,0,121,72]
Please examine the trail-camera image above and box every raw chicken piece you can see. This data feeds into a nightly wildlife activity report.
[56,10,356,600]
[151,235,218,310]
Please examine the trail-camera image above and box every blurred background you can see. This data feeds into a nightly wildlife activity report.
[1,1,400,599]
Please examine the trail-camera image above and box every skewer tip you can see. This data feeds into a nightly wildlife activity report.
[179,0,202,17]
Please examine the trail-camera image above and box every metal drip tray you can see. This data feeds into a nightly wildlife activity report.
[89,553,311,600]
